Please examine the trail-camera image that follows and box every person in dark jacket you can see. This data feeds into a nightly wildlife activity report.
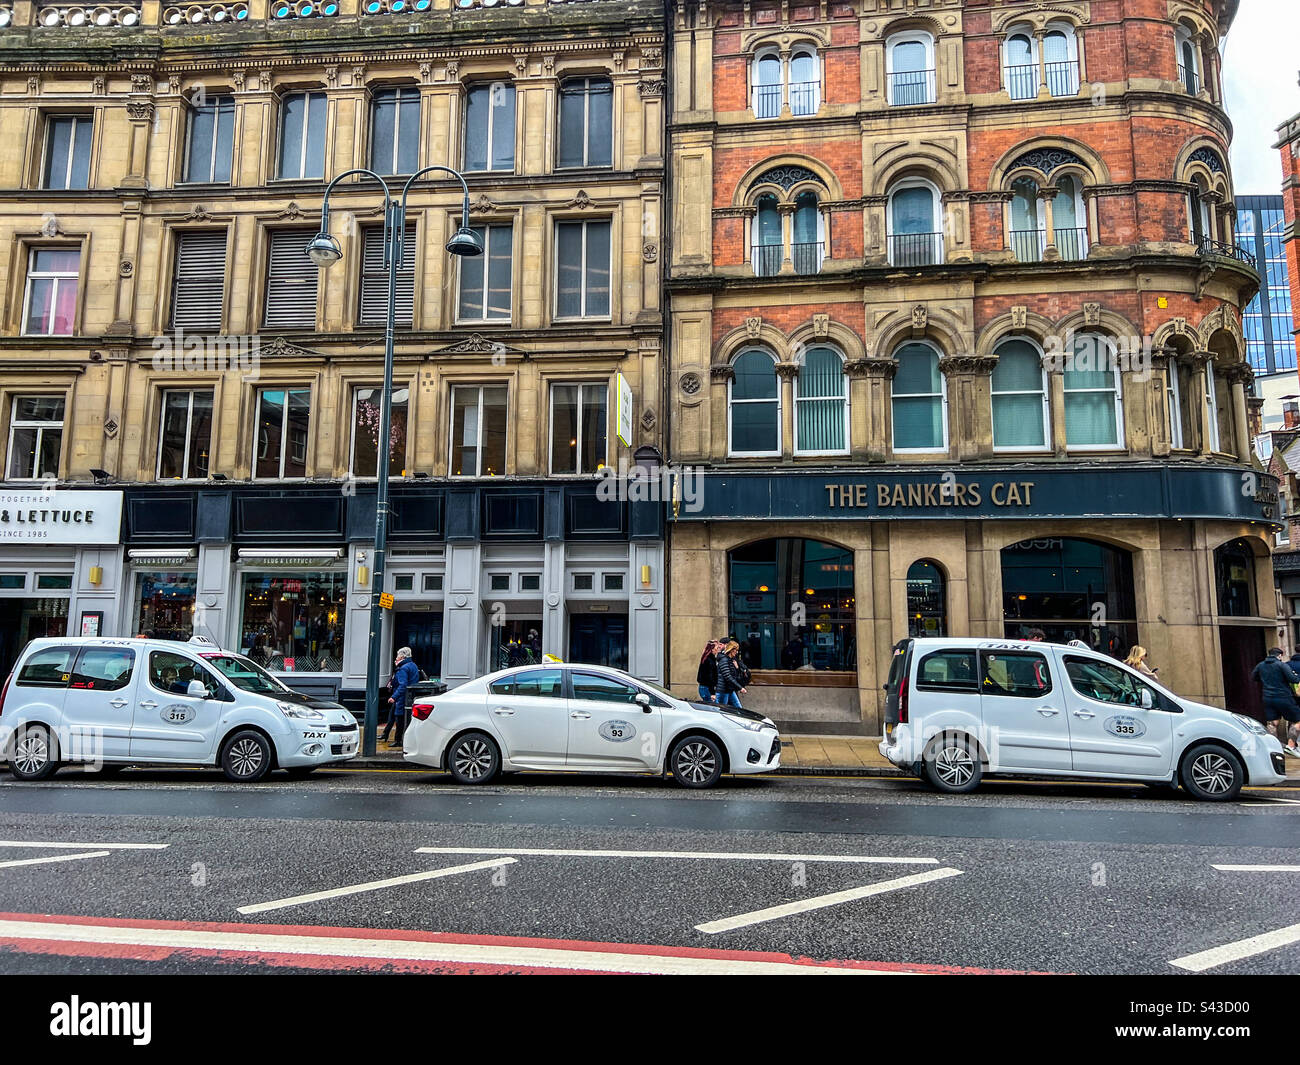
[696,640,722,702]
[1251,647,1300,755]
[381,646,421,746]
[715,640,748,708]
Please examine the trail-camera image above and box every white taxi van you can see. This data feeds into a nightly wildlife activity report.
[880,637,1286,801]
[0,636,359,782]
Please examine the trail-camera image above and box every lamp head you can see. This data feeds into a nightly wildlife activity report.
[305,232,343,267]
[445,226,483,258]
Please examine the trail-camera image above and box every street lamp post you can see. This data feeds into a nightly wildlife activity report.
[308,166,482,757]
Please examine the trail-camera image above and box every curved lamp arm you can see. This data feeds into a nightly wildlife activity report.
[402,164,482,258]
[307,168,393,267]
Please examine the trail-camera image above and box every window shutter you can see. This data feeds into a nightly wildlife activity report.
[264,230,319,330]
[171,231,227,331]
[359,225,414,328]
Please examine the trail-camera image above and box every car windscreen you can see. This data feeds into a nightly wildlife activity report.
[199,653,291,694]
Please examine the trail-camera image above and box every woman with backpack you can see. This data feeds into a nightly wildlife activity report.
[715,640,749,708]
[696,639,722,702]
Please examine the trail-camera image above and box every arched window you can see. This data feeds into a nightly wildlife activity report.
[728,538,856,673]
[728,349,780,456]
[1176,23,1202,94]
[751,47,821,118]
[791,191,823,275]
[753,193,782,277]
[1001,537,1137,654]
[886,31,935,106]
[1214,538,1256,617]
[1188,175,1212,247]
[1202,360,1234,455]
[789,49,820,116]
[1043,24,1080,96]
[887,181,942,266]
[794,346,847,455]
[992,339,1050,450]
[907,560,946,637]
[1165,350,1197,450]
[1052,174,1088,260]
[752,51,783,119]
[1063,333,1123,450]
[1009,176,1043,262]
[891,341,947,452]
[1003,30,1038,101]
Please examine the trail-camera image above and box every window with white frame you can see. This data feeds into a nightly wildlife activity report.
[23,248,79,337]
[7,396,64,480]
[728,349,780,457]
[992,340,1049,450]
[464,82,516,172]
[264,230,319,330]
[183,95,235,184]
[43,115,92,190]
[171,230,228,332]
[157,390,213,480]
[550,382,608,474]
[1042,25,1080,96]
[752,51,783,119]
[450,385,507,477]
[1003,28,1038,101]
[255,387,310,479]
[1203,362,1220,452]
[794,346,847,455]
[1167,360,1185,450]
[751,46,821,118]
[555,219,611,319]
[370,87,420,176]
[359,224,415,328]
[351,385,409,478]
[891,342,947,452]
[1063,333,1123,449]
[1175,24,1202,94]
[558,77,612,168]
[458,224,513,322]
[887,181,942,266]
[1188,177,1212,247]
[278,92,327,180]
[886,32,935,105]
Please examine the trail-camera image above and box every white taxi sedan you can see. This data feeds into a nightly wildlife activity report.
[403,663,782,788]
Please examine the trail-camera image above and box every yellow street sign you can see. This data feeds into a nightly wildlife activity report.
[379,593,394,609]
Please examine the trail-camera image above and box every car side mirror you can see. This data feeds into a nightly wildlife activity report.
[1140,689,1153,709]
[635,692,652,712]
[187,680,208,699]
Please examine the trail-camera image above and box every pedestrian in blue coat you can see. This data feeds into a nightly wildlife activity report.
[381,646,421,746]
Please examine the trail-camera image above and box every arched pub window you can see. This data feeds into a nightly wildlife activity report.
[907,559,946,637]
[728,538,856,673]
[1214,538,1256,617]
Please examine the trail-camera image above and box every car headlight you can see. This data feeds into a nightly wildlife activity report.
[721,712,763,733]
[1232,713,1268,735]
[279,703,324,720]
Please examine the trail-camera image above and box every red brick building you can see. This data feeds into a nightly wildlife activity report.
[665,0,1277,732]
[1278,107,1300,373]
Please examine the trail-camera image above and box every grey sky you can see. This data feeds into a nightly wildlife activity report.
[1223,0,1300,195]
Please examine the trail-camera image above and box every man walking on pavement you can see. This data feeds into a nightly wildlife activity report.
[380,646,421,747]
[1251,647,1300,757]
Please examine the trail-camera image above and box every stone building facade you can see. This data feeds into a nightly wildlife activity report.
[664,0,1277,733]
[0,0,667,703]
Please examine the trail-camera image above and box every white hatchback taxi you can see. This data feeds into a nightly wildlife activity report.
[880,637,1287,801]
[403,663,782,788]
[1,636,360,782]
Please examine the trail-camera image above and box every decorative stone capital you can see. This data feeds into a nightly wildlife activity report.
[856,358,898,379]
[774,361,801,381]
[1222,362,1255,385]
[939,355,999,376]
[709,363,735,383]
[126,101,154,121]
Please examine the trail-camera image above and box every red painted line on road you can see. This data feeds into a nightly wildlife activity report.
[0,912,1047,974]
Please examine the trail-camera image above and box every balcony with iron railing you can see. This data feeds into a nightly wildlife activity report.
[1005,63,1038,101]
[1045,59,1080,97]
[753,84,782,120]
[1199,238,1256,269]
[1178,63,1202,95]
[1010,228,1089,263]
[791,242,823,276]
[888,232,943,268]
[752,243,783,277]
[787,81,818,116]
[887,69,936,106]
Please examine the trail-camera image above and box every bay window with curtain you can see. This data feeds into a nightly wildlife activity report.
[1063,334,1123,450]
[891,342,946,452]
[991,340,1049,450]
[794,347,847,455]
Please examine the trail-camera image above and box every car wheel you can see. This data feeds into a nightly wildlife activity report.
[1180,744,1244,802]
[670,735,724,789]
[8,725,59,781]
[284,766,317,778]
[922,732,982,794]
[221,730,273,783]
[446,732,500,785]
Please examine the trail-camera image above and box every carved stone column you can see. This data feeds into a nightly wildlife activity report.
[122,79,155,190]
[1041,350,1067,456]
[845,357,872,461]
[858,358,898,463]
[1149,350,1173,457]
[939,355,998,461]
[1191,350,1214,456]
[775,361,800,461]
[777,201,796,275]
[1037,184,1059,261]
[1223,361,1254,461]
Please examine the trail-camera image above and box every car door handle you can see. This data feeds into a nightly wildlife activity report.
[1072,710,1096,719]
[1036,707,1060,716]
[138,700,158,709]
[109,698,128,708]
[570,711,592,720]
[491,707,514,716]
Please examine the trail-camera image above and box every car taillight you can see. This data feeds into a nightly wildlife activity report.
[0,672,11,716]
[411,702,434,721]
[897,675,909,724]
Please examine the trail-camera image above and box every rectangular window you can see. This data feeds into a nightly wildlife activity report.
[393,574,414,592]
[240,571,346,672]
[981,650,1052,697]
[464,83,516,172]
[278,92,327,180]
[183,95,235,184]
[573,573,593,591]
[264,230,319,330]
[351,386,409,478]
[555,220,611,319]
[550,382,608,474]
[1204,364,1221,453]
[1063,350,1121,450]
[255,388,311,479]
[457,224,513,322]
[71,646,135,692]
[43,115,92,190]
[520,574,540,592]
[171,231,228,332]
[136,571,197,641]
[359,224,415,328]
[7,396,65,480]
[450,385,507,477]
[423,574,444,592]
[36,574,72,590]
[17,645,78,687]
[370,87,420,176]
[558,77,613,168]
[157,390,214,480]
[489,574,510,591]
[915,649,978,692]
[602,573,624,592]
[23,248,79,337]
